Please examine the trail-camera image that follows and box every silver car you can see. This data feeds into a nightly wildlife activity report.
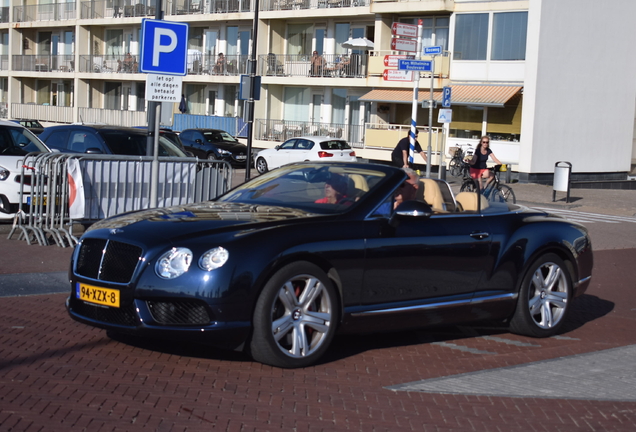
[254,136,357,174]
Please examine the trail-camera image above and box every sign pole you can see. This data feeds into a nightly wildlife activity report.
[150,103,161,207]
[245,0,260,181]
[146,3,163,158]
[408,19,423,169]
[426,55,434,178]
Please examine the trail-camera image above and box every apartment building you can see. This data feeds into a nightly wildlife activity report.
[1,0,635,181]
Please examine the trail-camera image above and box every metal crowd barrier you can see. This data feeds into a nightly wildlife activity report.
[8,153,233,247]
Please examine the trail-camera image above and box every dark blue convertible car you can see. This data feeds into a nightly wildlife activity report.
[66,162,593,368]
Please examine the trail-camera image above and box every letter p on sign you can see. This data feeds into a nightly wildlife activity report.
[140,19,189,76]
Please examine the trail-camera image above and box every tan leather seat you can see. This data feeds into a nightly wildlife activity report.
[455,191,489,212]
[417,178,445,212]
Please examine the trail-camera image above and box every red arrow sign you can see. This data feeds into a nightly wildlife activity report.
[383,55,414,67]
[391,22,418,38]
[383,69,414,81]
[391,37,417,52]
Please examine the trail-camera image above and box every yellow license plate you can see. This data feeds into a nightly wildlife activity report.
[76,283,120,308]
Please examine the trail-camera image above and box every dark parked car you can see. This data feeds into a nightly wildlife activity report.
[39,124,188,157]
[179,128,247,165]
[10,119,45,135]
[66,162,593,368]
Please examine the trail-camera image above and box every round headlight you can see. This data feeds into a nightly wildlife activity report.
[155,247,193,279]
[199,247,229,271]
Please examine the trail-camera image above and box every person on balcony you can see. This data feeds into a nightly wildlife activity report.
[123,53,134,72]
[214,53,226,74]
[310,51,325,76]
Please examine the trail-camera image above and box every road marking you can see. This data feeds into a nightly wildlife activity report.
[532,207,636,224]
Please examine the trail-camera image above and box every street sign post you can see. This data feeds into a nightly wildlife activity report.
[398,59,432,72]
[391,22,418,38]
[383,69,413,81]
[390,38,417,52]
[442,86,452,108]
[140,19,189,76]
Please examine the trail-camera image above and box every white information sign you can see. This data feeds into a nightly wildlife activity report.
[383,69,413,81]
[438,109,452,123]
[145,74,183,102]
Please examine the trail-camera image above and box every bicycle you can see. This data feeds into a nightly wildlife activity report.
[448,144,473,177]
[460,164,516,203]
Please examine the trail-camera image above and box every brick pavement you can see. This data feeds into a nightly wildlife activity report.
[1,247,636,431]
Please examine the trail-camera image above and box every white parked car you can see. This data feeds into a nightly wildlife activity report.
[254,136,357,174]
[0,119,52,221]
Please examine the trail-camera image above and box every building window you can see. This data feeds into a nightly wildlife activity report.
[287,24,312,57]
[401,16,450,51]
[453,13,488,60]
[491,12,528,61]
[283,87,310,122]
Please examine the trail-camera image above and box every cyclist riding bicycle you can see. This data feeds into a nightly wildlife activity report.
[469,136,502,190]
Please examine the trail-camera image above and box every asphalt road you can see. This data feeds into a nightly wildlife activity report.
[1,173,636,431]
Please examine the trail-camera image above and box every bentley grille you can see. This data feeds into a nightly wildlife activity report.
[76,238,142,283]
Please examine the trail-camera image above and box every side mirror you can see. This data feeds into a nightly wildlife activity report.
[275,145,280,150]
[195,139,203,144]
[390,200,433,227]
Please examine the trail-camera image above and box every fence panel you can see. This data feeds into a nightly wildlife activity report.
[8,154,233,247]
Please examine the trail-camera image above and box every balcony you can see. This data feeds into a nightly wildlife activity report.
[260,0,368,11]
[14,2,76,22]
[258,53,367,78]
[76,53,247,76]
[80,0,156,18]
[12,55,75,73]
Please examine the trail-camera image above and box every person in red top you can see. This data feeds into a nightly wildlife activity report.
[315,174,348,204]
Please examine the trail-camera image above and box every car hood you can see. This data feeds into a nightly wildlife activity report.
[86,201,321,245]
[213,142,247,151]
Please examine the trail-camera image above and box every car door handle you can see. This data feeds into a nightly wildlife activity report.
[470,231,490,240]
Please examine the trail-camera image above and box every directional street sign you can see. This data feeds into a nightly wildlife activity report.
[398,59,432,72]
[383,69,413,82]
[442,86,452,108]
[383,55,414,67]
[391,22,418,38]
[391,37,417,52]
[424,46,442,55]
[140,19,189,76]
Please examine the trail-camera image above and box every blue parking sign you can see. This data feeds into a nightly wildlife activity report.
[140,19,189,76]
[442,86,452,108]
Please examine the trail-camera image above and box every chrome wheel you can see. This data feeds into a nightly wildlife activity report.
[510,253,571,337]
[270,274,333,358]
[527,261,568,329]
[251,262,338,368]
[256,157,268,174]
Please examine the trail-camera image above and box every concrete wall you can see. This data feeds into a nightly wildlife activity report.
[520,0,636,175]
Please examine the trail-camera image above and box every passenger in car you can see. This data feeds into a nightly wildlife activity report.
[393,167,419,209]
[315,173,348,204]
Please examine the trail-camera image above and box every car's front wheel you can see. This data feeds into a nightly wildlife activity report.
[206,153,218,161]
[255,157,268,174]
[250,262,338,368]
[509,253,572,337]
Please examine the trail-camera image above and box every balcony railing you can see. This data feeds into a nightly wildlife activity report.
[255,119,364,148]
[78,53,247,76]
[14,2,76,22]
[258,53,367,78]
[80,0,156,18]
[260,0,368,11]
[0,55,8,71]
[11,104,74,124]
[12,55,75,73]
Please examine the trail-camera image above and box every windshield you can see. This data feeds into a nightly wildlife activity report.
[203,131,238,144]
[0,126,50,156]
[101,131,187,157]
[218,163,387,214]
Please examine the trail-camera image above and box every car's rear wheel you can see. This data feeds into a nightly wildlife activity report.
[256,157,268,174]
[509,253,571,337]
[250,262,338,368]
